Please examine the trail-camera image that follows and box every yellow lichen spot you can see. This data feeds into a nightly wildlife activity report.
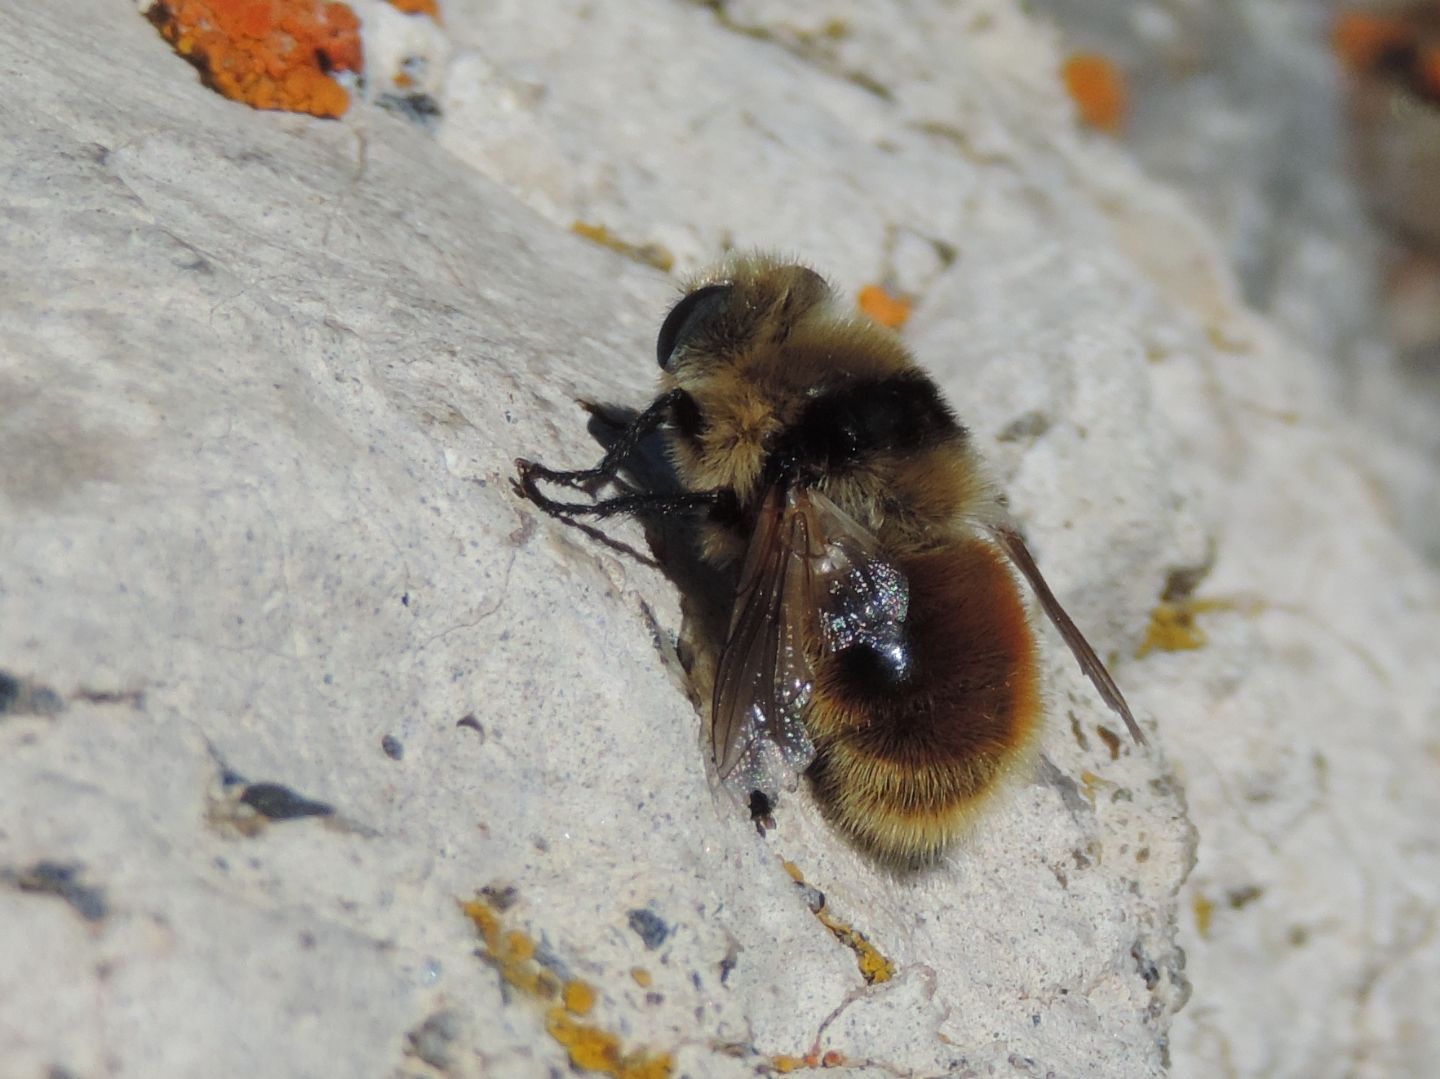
[784,861,895,984]
[1193,893,1214,938]
[502,958,543,996]
[547,1008,623,1072]
[461,898,502,951]
[564,979,597,1016]
[857,283,913,329]
[546,1008,674,1079]
[771,1055,806,1073]
[815,907,895,985]
[1136,601,1209,656]
[571,221,675,272]
[1077,769,1118,806]
[1136,597,1259,658]
[464,891,671,1078]
[1206,321,1266,357]
[630,967,652,988]
[505,929,536,961]
[623,1054,675,1079]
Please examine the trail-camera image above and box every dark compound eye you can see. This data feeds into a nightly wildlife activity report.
[656,283,732,369]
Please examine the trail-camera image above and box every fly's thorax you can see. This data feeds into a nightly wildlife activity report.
[800,436,997,554]
[657,273,917,507]
[661,365,777,507]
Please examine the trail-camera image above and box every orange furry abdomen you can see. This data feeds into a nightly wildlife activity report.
[805,538,1042,866]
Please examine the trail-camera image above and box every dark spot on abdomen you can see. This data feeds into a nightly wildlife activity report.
[833,638,913,694]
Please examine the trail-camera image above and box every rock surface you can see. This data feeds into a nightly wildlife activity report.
[0,2,1435,1078]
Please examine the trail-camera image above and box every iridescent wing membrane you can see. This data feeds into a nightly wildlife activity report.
[710,486,911,796]
[708,489,1143,799]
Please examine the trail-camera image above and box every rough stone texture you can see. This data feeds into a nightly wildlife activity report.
[1,3,1436,1079]
[1033,0,1440,581]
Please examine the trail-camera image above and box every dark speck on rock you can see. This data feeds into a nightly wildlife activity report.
[2,861,108,921]
[376,91,443,131]
[627,907,670,950]
[996,409,1052,443]
[240,783,334,821]
[381,734,404,760]
[481,883,518,912]
[408,1009,461,1070]
[0,670,65,718]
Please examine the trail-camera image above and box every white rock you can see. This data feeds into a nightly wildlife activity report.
[1,2,1435,1078]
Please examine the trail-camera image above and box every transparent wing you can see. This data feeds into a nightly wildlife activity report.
[987,522,1146,745]
[710,485,818,791]
[800,490,909,667]
[711,486,911,795]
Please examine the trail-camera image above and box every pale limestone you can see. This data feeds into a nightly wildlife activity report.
[1,2,1436,1078]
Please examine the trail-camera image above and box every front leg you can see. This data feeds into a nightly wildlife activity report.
[519,389,689,491]
[515,462,739,523]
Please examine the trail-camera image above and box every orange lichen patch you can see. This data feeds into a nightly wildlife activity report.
[786,862,894,985]
[386,0,439,16]
[1332,8,1440,106]
[462,894,672,1079]
[1331,11,1413,72]
[857,284,913,329]
[1420,43,1440,98]
[769,1049,847,1072]
[1062,53,1128,135]
[571,222,676,273]
[148,0,363,118]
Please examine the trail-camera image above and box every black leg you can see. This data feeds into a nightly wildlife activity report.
[521,389,687,491]
[515,464,737,522]
[515,388,740,523]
